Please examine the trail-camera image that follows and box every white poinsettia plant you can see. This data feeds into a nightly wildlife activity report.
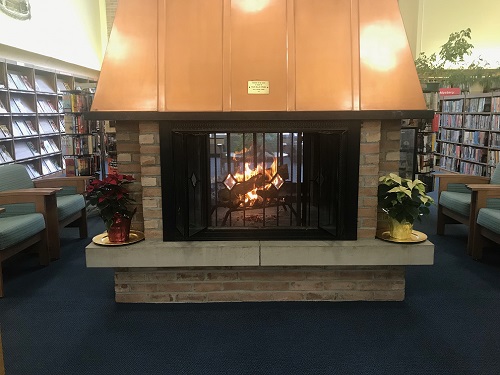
[378,173,435,224]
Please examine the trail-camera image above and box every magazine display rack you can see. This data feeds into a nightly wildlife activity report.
[0,58,96,178]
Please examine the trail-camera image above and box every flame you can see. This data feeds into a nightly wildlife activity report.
[231,156,279,207]
[245,188,259,206]
[233,157,278,183]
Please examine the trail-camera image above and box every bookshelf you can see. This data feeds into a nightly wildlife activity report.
[399,84,439,191]
[0,58,96,178]
[435,92,500,177]
[104,121,117,174]
[61,89,104,177]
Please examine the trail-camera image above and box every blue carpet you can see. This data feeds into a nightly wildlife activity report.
[1,199,500,375]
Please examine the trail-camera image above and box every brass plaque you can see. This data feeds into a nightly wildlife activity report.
[248,80,270,94]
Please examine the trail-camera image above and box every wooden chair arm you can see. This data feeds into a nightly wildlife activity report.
[467,184,500,192]
[436,174,490,197]
[468,185,500,228]
[0,188,60,197]
[0,188,60,215]
[34,176,91,194]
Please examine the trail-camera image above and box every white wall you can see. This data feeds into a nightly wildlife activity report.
[0,0,107,72]
[400,0,500,67]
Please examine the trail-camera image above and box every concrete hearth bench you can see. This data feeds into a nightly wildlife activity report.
[86,239,434,303]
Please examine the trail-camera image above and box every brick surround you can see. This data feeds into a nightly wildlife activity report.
[116,120,401,240]
[86,119,429,303]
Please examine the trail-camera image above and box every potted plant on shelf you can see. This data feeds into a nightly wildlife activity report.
[85,173,136,243]
[378,173,434,240]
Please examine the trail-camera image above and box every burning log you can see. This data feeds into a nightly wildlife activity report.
[217,163,289,209]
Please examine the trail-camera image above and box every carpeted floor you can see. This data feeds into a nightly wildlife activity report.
[1,198,500,375]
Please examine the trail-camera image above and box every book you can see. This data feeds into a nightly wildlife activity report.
[12,121,23,137]
[13,97,31,113]
[46,100,57,113]
[15,120,30,136]
[0,124,11,137]
[63,157,75,175]
[56,79,71,93]
[1,145,15,161]
[40,142,49,154]
[52,159,62,171]
[61,136,74,155]
[24,164,35,179]
[45,158,59,173]
[21,75,34,91]
[9,98,20,113]
[40,139,54,154]
[28,164,41,178]
[26,141,40,156]
[38,119,53,134]
[37,99,55,113]
[34,76,54,93]
[48,119,59,132]
[43,139,55,153]
[41,159,51,175]
[15,142,32,159]
[7,74,17,89]
[47,138,59,152]
[9,73,27,90]
[64,114,76,133]
[62,93,72,111]
[77,157,90,175]
[24,120,37,135]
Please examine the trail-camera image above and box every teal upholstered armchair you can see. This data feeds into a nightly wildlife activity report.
[437,164,500,254]
[0,164,90,260]
[0,188,59,297]
[466,183,500,259]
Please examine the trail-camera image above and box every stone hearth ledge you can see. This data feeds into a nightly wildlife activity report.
[85,239,434,268]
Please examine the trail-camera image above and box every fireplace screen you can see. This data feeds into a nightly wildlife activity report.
[161,121,360,241]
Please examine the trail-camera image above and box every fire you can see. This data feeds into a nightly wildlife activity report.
[230,154,280,207]
[233,158,278,183]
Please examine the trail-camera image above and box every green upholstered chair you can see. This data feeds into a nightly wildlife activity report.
[0,164,90,259]
[466,183,500,259]
[0,187,58,297]
[436,163,500,255]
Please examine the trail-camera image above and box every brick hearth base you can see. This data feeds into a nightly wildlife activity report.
[114,266,405,303]
[86,239,433,303]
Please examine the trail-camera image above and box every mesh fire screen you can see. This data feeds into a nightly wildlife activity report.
[161,121,360,241]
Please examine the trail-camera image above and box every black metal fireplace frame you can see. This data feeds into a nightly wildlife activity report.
[160,118,361,241]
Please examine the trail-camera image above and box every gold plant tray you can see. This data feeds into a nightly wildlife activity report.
[92,230,145,246]
[376,230,427,243]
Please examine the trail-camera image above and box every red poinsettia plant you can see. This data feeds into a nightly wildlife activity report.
[85,173,137,230]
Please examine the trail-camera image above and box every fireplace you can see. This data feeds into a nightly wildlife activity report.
[161,120,360,241]
[84,0,435,303]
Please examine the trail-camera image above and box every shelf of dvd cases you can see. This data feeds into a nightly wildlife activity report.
[399,83,438,192]
[399,120,435,192]
[0,58,96,178]
[435,92,500,177]
[61,89,104,177]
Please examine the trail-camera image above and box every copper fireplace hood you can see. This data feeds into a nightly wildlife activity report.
[89,0,430,120]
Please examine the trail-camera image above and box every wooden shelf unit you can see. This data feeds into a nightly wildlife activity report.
[0,58,96,179]
[435,92,500,177]
[61,89,103,177]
